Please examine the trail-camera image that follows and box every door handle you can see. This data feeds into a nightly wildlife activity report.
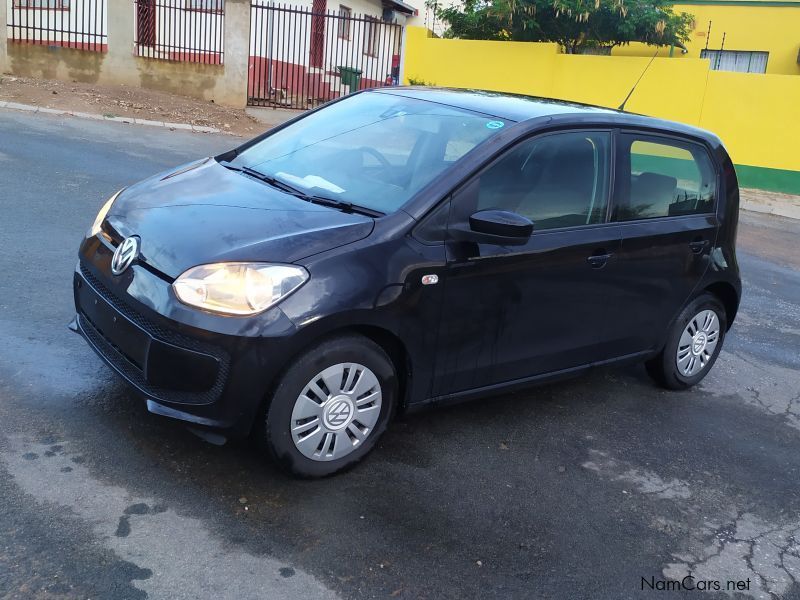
[689,239,710,254]
[587,251,613,269]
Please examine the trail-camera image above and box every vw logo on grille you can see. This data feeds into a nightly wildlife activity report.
[325,398,353,429]
[111,236,140,275]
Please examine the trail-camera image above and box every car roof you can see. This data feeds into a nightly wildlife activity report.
[370,87,720,146]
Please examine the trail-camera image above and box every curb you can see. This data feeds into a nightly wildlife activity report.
[741,199,800,221]
[0,100,221,134]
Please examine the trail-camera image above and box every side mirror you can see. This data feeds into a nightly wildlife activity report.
[470,210,533,238]
[450,209,533,246]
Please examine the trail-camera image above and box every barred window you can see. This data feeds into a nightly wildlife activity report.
[700,49,768,74]
[363,17,378,57]
[338,5,352,39]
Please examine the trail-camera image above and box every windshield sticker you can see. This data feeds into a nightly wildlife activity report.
[486,121,505,130]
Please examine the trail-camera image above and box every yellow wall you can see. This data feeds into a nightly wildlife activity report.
[612,2,800,76]
[699,70,800,171]
[403,33,559,95]
[402,26,800,186]
[547,54,711,124]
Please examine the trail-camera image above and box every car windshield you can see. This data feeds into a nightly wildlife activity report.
[229,92,511,214]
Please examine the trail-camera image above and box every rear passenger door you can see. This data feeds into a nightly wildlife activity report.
[608,132,719,354]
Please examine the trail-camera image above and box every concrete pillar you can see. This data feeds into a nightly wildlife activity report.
[215,0,249,108]
[102,0,138,87]
[0,0,8,74]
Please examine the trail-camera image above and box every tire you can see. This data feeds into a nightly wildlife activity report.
[258,334,398,478]
[645,293,727,391]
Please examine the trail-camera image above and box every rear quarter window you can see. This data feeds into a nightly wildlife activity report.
[614,135,717,221]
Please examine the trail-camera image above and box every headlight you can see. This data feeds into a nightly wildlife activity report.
[89,189,122,237]
[173,263,309,316]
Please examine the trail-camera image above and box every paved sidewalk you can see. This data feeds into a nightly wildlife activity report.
[245,106,299,127]
[740,188,800,220]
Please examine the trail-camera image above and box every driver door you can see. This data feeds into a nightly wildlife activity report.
[432,130,628,397]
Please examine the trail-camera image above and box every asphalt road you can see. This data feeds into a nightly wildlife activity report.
[1,109,799,600]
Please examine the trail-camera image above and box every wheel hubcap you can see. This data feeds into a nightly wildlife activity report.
[323,396,354,431]
[290,363,382,461]
[676,309,720,377]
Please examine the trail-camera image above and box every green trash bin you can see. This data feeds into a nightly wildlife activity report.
[337,66,363,91]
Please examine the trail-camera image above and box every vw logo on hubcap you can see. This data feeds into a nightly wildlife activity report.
[111,236,140,275]
[323,397,353,430]
[692,332,708,355]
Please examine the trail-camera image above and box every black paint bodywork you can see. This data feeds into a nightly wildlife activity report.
[72,88,742,438]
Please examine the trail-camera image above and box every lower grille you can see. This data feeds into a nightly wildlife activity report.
[78,264,231,405]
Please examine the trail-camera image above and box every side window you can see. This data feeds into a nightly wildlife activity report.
[471,131,611,231]
[614,136,716,221]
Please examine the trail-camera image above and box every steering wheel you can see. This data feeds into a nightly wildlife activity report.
[358,146,392,169]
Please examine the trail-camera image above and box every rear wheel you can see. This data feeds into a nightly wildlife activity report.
[645,293,727,390]
[259,334,397,478]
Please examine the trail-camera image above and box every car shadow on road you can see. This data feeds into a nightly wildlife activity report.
[70,359,674,501]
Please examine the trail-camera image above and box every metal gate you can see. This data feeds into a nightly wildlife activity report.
[248,2,403,109]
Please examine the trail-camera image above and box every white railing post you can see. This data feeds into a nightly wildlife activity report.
[398,25,406,86]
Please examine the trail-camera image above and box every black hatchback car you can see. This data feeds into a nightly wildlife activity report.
[72,88,741,477]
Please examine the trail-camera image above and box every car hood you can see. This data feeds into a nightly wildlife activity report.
[105,158,375,279]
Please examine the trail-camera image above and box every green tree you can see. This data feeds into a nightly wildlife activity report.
[432,0,693,54]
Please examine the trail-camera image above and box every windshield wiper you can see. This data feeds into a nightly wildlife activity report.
[219,161,305,196]
[302,195,385,218]
[219,161,384,218]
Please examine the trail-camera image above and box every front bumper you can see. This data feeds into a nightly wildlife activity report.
[75,264,230,404]
[72,255,298,438]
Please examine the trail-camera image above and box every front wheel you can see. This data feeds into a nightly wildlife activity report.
[259,334,397,478]
[645,293,727,390]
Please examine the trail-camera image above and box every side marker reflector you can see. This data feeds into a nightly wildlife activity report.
[421,274,439,286]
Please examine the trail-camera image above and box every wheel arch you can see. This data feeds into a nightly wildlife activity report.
[252,319,416,436]
[703,281,740,330]
[350,324,411,407]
